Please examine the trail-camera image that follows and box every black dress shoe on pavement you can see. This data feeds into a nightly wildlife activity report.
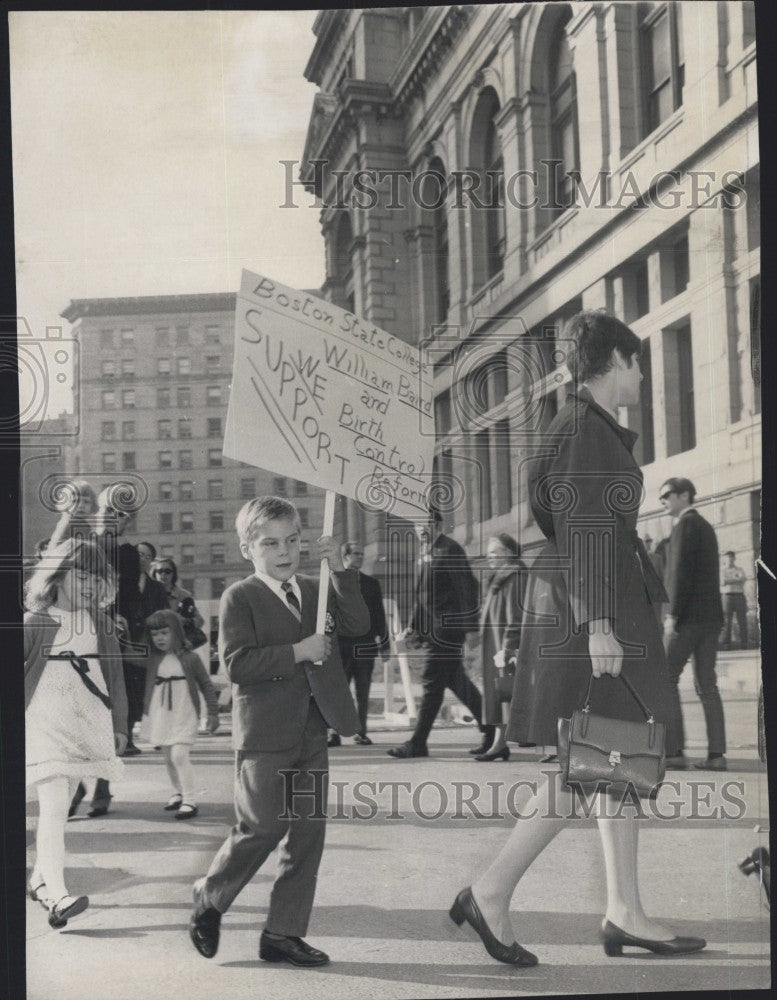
[694,756,727,772]
[353,733,373,745]
[469,738,492,756]
[665,754,688,770]
[475,747,510,762]
[259,932,329,966]
[189,882,221,959]
[449,887,538,966]
[122,743,142,757]
[600,919,706,956]
[327,733,341,748]
[87,799,111,818]
[387,742,429,758]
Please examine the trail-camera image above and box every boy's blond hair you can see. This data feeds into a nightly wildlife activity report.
[235,496,301,546]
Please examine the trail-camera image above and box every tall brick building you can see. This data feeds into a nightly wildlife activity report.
[58,294,327,616]
[300,3,760,626]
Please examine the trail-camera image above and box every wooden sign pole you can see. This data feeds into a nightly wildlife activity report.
[315,490,337,653]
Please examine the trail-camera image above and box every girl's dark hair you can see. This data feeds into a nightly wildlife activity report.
[150,557,178,587]
[563,310,641,383]
[24,537,116,613]
[145,609,189,651]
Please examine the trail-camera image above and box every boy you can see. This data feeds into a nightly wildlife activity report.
[189,496,366,966]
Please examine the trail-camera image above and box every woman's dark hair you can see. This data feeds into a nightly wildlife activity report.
[563,310,641,383]
[151,557,178,587]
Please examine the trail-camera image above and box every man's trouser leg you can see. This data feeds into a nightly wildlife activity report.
[691,625,727,755]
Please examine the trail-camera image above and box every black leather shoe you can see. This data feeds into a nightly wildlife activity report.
[189,882,221,959]
[48,894,89,929]
[693,756,727,772]
[68,782,87,818]
[122,743,142,757]
[469,738,492,756]
[600,919,706,956]
[665,754,688,770]
[327,733,341,748]
[475,747,510,762]
[387,742,429,758]
[353,733,373,745]
[87,802,111,818]
[449,887,538,966]
[259,932,329,966]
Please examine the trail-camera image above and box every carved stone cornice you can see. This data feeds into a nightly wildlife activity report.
[394,7,474,113]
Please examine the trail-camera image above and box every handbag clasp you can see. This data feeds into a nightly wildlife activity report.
[608,750,621,767]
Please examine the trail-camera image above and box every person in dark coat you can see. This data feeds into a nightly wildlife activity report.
[328,541,391,747]
[659,477,726,771]
[451,310,704,967]
[475,533,527,761]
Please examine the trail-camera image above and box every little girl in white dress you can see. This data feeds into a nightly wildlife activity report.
[25,538,127,928]
[140,610,219,819]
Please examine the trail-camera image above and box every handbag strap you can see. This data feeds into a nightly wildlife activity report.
[582,673,654,723]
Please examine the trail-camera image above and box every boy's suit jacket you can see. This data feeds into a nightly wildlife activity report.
[219,569,368,751]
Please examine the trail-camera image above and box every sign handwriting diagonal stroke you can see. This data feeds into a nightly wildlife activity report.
[247,356,316,470]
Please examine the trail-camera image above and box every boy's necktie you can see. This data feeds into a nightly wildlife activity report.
[281,581,301,622]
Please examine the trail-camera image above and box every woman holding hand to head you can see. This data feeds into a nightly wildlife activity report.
[450,310,703,966]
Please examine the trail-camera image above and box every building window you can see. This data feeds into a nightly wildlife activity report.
[488,350,509,408]
[160,544,174,558]
[633,338,655,466]
[121,358,135,378]
[100,329,114,348]
[102,390,115,409]
[641,2,684,137]
[206,385,221,404]
[474,429,492,522]
[484,100,505,279]
[207,417,222,437]
[159,482,173,501]
[469,87,505,289]
[102,453,117,473]
[158,419,172,439]
[208,448,222,467]
[179,481,194,501]
[493,420,512,516]
[176,325,190,345]
[181,512,194,532]
[179,450,193,470]
[122,389,135,409]
[274,477,287,495]
[743,2,755,47]
[122,420,135,439]
[160,512,173,533]
[434,390,452,436]
[101,421,116,440]
[751,276,761,415]
[549,13,579,214]
[122,451,136,471]
[427,158,449,325]
[120,328,134,347]
[210,543,226,565]
[205,325,221,344]
[210,577,226,599]
[178,418,192,439]
[159,450,173,469]
[298,508,309,529]
[158,358,171,377]
[331,211,355,313]
[157,387,170,408]
[177,385,191,408]
[178,357,191,376]
[660,231,690,302]
[293,480,307,496]
[205,355,221,373]
[101,360,116,378]
[209,511,225,531]
[240,477,255,498]
[156,327,170,348]
[181,545,195,566]
[663,322,695,456]
[208,479,223,500]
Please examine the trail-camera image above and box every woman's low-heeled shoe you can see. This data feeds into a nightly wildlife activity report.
[68,782,87,818]
[176,803,199,820]
[449,887,538,966]
[474,747,510,762]
[600,919,706,956]
[164,793,183,811]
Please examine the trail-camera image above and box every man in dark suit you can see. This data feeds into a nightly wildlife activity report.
[189,496,367,967]
[328,541,390,747]
[660,477,726,771]
[387,509,491,758]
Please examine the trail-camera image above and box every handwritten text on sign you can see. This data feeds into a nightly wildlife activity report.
[223,270,435,520]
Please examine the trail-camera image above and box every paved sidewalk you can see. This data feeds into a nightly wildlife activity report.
[27,695,770,1000]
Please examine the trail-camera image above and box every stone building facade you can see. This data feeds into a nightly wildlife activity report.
[300,2,760,629]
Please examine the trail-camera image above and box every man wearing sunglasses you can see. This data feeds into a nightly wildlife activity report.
[659,477,726,772]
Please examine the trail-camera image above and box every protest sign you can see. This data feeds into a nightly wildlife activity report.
[223,270,436,522]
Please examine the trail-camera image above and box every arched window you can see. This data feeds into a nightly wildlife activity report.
[469,87,505,289]
[332,212,354,313]
[549,18,579,213]
[640,2,684,136]
[426,158,449,324]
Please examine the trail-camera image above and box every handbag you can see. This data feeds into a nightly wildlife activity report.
[494,658,516,701]
[557,674,666,799]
